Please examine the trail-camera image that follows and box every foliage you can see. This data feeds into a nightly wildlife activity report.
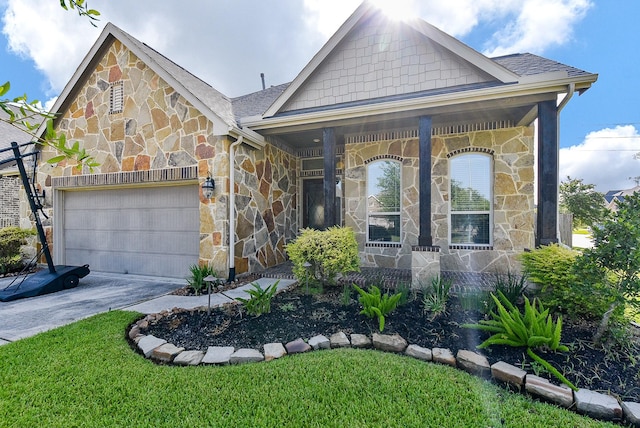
[519,244,614,320]
[559,176,608,228]
[395,281,412,306]
[59,0,100,24]
[579,191,640,342]
[236,281,279,316]
[451,179,491,211]
[459,291,493,314]
[490,271,528,307]
[286,226,360,286]
[186,264,217,295]
[421,276,452,320]
[0,227,36,274]
[373,160,400,211]
[463,291,576,390]
[353,284,402,331]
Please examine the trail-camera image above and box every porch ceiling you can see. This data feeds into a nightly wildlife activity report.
[260,99,541,149]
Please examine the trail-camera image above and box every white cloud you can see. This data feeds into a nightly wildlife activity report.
[2,0,592,99]
[483,0,592,56]
[560,125,640,192]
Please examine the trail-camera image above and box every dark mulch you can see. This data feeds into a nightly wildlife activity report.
[142,285,640,402]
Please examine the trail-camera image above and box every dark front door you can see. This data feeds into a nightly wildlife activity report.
[303,178,324,229]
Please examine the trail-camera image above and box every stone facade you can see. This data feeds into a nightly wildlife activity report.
[344,125,535,273]
[35,40,229,273]
[233,140,298,274]
[0,176,20,228]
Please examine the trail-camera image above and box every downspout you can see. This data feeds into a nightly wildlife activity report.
[228,136,243,282]
[555,83,574,244]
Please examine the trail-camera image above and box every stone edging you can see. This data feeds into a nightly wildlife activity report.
[127,313,640,427]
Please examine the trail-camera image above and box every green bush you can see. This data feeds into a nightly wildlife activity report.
[519,244,613,320]
[421,276,452,320]
[286,226,360,285]
[186,264,217,295]
[0,227,36,274]
[353,284,402,332]
[463,291,576,390]
[236,281,279,316]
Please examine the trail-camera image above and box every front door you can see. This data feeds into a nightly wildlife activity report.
[303,178,324,229]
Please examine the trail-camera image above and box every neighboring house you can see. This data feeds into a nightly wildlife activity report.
[0,105,41,229]
[604,186,640,212]
[29,2,597,283]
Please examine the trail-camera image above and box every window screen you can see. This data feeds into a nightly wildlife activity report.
[450,154,492,245]
[367,160,401,242]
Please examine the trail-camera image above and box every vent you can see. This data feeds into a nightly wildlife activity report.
[109,81,124,114]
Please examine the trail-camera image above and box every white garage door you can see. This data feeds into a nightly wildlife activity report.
[62,185,199,278]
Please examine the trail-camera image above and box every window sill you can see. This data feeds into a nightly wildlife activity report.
[449,244,493,250]
[365,242,401,248]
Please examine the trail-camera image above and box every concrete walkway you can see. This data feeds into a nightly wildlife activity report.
[124,277,296,314]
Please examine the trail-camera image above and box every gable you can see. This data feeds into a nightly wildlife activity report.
[280,14,497,114]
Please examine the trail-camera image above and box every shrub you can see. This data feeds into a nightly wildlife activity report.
[0,227,36,274]
[520,244,613,320]
[353,284,402,332]
[186,264,217,295]
[463,291,576,390]
[490,271,528,306]
[421,276,452,320]
[286,226,360,286]
[236,281,279,316]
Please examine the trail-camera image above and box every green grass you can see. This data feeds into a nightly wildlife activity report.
[573,228,591,235]
[0,311,617,428]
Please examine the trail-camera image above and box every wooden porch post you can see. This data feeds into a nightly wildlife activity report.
[418,116,433,246]
[537,100,559,246]
[323,127,337,229]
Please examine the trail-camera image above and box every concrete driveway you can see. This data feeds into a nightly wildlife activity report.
[0,271,185,344]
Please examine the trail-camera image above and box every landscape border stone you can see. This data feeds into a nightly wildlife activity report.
[129,309,640,426]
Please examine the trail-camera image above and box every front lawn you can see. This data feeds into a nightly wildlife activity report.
[0,311,617,427]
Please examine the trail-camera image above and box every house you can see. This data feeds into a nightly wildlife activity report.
[604,185,640,212]
[29,2,597,283]
[0,105,42,229]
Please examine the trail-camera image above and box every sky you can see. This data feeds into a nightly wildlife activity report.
[0,0,638,192]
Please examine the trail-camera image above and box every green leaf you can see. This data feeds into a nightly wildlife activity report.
[0,81,9,96]
[47,155,67,164]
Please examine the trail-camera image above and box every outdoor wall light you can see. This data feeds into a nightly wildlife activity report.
[202,175,215,199]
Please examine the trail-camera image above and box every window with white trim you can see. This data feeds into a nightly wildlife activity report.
[109,81,124,114]
[449,153,492,245]
[367,160,401,242]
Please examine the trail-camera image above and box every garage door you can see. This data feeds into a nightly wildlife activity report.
[62,185,199,278]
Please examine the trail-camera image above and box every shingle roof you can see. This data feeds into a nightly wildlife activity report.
[231,83,290,124]
[492,53,592,78]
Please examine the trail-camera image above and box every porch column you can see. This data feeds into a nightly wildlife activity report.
[418,116,433,246]
[536,100,559,246]
[323,127,337,229]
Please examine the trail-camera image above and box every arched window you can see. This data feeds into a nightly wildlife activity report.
[449,153,492,245]
[367,160,401,242]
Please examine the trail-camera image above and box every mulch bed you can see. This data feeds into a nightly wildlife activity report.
[143,284,640,402]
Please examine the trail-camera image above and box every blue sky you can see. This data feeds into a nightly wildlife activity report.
[1,0,638,191]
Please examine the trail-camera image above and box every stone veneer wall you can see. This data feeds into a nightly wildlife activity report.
[433,126,535,272]
[0,176,20,228]
[344,126,535,273]
[33,39,229,273]
[233,140,299,274]
[344,138,419,269]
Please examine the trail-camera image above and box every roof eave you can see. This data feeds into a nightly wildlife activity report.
[244,74,598,131]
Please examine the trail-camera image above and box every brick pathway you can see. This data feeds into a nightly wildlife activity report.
[255,261,497,294]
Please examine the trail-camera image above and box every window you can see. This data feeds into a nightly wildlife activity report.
[367,160,401,242]
[450,153,492,245]
[109,81,124,114]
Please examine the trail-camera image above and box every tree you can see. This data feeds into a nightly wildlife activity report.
[559,176,608,228]
[0,0,100,169]
[580,191,640,343]
[375,161,400,211]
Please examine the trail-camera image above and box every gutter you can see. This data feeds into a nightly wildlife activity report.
[557,83,575,112]
[227,136,243,282]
